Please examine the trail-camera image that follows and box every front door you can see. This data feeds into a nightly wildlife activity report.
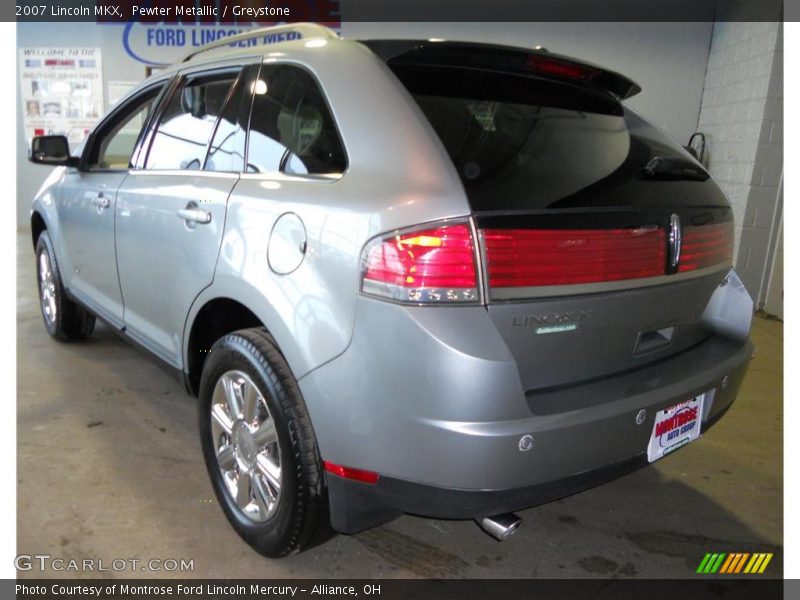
[57,84,164,327]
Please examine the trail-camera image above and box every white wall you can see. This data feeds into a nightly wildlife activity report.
[16,21,714,229]
[697,21,783,304]
[764,213,783,318]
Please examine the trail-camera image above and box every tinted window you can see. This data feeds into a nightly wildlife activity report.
[391,64,727,210]
[205,66,259,172]
[246,65,346,175]
[87,86,162,169]
[146,73,238,170]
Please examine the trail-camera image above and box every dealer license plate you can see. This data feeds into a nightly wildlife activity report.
[647,394,705,463]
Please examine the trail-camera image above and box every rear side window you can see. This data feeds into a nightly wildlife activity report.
[246,65,347,176]
[391,64,726,210]
[146,72,239,170]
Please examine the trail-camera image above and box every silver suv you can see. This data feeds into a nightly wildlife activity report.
[28,24,755,557]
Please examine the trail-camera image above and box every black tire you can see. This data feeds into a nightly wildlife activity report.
[35,230,96,342]
[198,328,331,557]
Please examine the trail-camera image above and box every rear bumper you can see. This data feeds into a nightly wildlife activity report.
[325,386,743,534]
[298,292,753,533]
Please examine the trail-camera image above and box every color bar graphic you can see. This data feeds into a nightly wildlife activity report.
[698,552,773,574]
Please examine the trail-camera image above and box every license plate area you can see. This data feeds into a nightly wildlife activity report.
[647,393,706,463]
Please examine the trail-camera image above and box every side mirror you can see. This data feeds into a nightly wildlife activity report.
[29,135,80,167]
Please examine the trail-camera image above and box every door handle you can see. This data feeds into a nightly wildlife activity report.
[177,206,212,225]
[91,194,111,210]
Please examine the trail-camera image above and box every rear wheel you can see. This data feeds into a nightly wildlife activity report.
[35,230,95,341]
[198,328,331,557]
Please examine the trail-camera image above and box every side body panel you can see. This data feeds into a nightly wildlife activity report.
[184,40,471,378]
[116,171,236,367]
[54,170,128,327]
[30,166,67,262]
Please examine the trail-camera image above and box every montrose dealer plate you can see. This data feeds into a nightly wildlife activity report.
[647,394,706,462]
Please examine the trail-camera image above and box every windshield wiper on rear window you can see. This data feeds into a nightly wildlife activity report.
[642,156,710,181]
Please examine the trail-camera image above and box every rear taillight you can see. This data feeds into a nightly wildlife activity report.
[361,222,478,303]
[678,222,733,273]
[483,227,666,288]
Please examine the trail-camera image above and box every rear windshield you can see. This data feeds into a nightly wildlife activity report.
[391,64,727,211]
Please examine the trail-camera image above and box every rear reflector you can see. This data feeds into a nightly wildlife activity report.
[678,222,734,273]
[323,461,379,485]
[483,227,666,288]
[361,222,478,303]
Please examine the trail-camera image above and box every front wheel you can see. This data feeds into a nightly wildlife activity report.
[35,230,95,341]
[198,328,331,557]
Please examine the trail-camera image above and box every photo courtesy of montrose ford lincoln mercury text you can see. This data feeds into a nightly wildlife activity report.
[27,23,755,557]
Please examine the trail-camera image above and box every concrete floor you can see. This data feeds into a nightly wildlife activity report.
[17,233,782,579]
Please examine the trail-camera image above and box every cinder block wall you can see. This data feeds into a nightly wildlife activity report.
[697,11,783,305]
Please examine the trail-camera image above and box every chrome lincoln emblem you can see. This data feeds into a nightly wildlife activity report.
[669,213,682,268]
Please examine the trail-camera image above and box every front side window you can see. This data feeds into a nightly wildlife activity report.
[86,85,162,170]
[146,72,239,170]
[246,65,346,175]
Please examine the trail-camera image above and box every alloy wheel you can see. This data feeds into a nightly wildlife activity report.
[38,250,57,327]
[210,370,281,522]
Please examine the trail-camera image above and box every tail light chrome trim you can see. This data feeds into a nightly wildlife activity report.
[486,264,731,301]
[669,213,682,269]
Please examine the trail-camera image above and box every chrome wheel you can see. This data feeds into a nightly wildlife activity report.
[38,250,57,327]
[211,370,281,522]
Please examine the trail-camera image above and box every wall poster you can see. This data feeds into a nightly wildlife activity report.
[19,47,103,145]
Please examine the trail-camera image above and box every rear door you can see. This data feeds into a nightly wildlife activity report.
[114,64,257,367]
[383,43,734,393]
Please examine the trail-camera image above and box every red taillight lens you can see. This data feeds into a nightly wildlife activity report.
[323,461,379,485]
[525,55,600,82]
[361,222,478,303]
[483,227,666,288]
[678,222,733,272]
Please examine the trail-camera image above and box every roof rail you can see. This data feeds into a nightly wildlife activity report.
[181,23,339,63]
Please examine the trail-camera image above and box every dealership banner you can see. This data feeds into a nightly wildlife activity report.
[6,0,785,22]
[4,578,787,599]
[18,47,104,144]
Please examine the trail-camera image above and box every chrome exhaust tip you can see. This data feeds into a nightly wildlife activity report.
[476,513,522,541]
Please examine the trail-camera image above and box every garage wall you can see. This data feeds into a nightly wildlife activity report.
[17,21,714,229]
[696,20,783,306]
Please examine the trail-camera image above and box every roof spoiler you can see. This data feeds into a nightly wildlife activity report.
[181,23,338,63]
[362,39,641,100]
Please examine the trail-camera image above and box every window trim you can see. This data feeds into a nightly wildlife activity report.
[242,61,349,180]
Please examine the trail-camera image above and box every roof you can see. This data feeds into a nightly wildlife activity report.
[180,23,339,64]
